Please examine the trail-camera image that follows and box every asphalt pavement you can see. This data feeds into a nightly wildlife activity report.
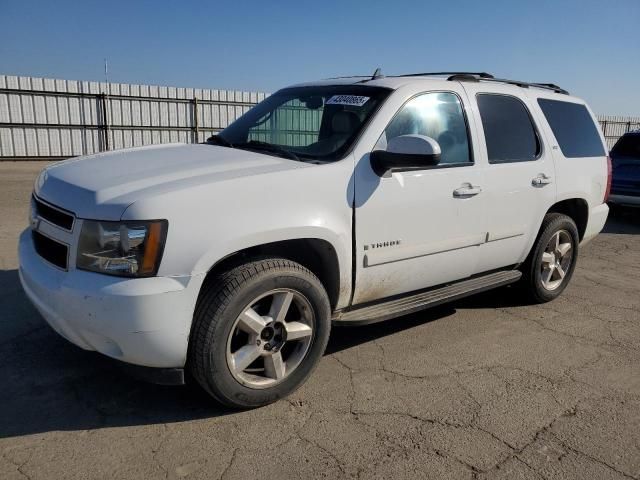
[1,162,639,479]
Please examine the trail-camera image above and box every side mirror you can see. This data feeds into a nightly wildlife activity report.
[370,134,441,176]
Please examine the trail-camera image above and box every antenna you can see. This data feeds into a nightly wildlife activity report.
[371,67,384,80]
[104,58,109,84]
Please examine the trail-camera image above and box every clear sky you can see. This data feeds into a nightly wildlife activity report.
[1,0,638,115]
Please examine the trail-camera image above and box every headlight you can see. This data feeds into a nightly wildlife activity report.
[77,220,168,277]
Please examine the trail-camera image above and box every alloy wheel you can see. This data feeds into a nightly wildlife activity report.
[540,229,574,291]
[226,289,314,389]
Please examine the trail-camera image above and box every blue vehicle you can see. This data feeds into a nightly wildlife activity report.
[609,131,640,207]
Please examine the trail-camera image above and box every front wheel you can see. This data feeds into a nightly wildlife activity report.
[189,258,331,408]
[520,213,579,303]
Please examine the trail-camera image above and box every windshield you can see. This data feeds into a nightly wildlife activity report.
[215,85,391,161]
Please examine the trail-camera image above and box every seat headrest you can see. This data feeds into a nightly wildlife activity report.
[331,111,360,134]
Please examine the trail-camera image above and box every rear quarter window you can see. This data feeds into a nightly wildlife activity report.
[537,99,605,158]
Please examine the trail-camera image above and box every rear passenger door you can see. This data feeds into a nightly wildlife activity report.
[462,84,557,271]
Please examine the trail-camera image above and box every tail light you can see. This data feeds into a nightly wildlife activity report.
[604,155,612,203]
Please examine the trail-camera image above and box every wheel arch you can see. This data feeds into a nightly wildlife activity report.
[201,238,344,310]
[547,198,589,241]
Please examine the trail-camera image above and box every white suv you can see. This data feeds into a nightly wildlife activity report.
[19,71,610,408]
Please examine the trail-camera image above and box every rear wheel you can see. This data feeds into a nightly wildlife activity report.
[189,258,331,408]
[520,213,579,303]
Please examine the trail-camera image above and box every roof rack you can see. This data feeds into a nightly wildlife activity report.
[446,73,569,95]
[324,71,569,95]
[390,71,568,95]
[529,82,569,94]
[328,72,493,80]
[396,71,495,79]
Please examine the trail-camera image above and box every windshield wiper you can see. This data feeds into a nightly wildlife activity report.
[206,134,234,148]
[234,140,301,161]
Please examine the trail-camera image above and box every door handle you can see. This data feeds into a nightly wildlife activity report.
[532,174,553,187]
[453,183,482,198]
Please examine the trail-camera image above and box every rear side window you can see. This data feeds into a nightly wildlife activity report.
[537,99,605,158]
[477,94,540,163]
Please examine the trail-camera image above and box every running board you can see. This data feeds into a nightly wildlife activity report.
[333,270,522,325]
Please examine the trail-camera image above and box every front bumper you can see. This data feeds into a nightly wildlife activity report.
[18,229,204,368]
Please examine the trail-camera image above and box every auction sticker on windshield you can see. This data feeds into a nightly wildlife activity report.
[326,95,370,107]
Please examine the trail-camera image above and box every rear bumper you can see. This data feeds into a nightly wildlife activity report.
[581,203,609,246]
[18,229,204,368]
[609,194,640,206]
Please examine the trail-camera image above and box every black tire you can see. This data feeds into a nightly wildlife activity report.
[520,213,579,303]
[189,258,331,408]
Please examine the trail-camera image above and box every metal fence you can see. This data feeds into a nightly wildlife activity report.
[0,74,638,160]
[599,115,640,149]
[0,75,268,160]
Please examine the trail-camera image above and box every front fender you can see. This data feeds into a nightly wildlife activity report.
[193,225,350,279]
[122,158,356,308]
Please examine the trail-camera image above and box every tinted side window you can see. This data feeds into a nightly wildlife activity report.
[538,99,605,158]
[477,94,540,163]
[380,92,472,165]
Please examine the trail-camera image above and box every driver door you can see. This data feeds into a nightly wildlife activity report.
[352,88,486,305]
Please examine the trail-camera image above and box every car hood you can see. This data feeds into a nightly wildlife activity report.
[35,143,310,220]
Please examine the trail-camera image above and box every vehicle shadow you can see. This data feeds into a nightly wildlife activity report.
[603,205,640,234]
[326,305,456,355]
[0,268,229,439]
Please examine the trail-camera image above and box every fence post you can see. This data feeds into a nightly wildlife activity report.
[192,96,199,143]
[100,93,110,151]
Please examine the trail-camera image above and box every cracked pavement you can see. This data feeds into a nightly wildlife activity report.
[1,162,639,479]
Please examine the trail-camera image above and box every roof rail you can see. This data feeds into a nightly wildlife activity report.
[446,73,569,95]
[322,71,569,94]
[396,71,495,79]
[529,83,569,95]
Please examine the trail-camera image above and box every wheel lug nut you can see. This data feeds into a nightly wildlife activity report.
[265,343,272,351]
[256,339,261,346]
